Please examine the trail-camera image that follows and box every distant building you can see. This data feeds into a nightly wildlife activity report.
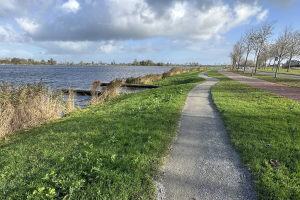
[286,60,300,67]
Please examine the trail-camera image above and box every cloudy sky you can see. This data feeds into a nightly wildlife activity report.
[0,0,299,64]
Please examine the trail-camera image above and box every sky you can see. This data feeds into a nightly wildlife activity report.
[0,0,299,64]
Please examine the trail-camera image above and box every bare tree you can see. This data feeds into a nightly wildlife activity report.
[260,42,275,70]
[265,42,275,71]
[286,29,300,72]
[252,21,276,74]
[275,25,293,78]
[243,28,256,73]
[232,37,246,71]
[229,51,237,70]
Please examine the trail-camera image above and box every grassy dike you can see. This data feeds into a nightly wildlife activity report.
[0,70,205,199]
[206,70,300,199]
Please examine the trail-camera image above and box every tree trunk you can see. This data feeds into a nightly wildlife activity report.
[275,60,281,78]
[272,59,276,72]
[244,52,250,73]
[255,55,259,75]
[287,55,292,72]
[237,58,241,72]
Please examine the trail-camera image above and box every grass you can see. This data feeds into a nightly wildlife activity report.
[0,70,205,199]
[232,71,300,88]
[206,70,300,199]
[257,67,300,75]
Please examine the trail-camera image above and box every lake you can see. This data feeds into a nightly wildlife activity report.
[0,65,177,107]
[0,65,177,90]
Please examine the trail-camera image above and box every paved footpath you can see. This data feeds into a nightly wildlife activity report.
[160,71,257,200]
[220,70,300,102]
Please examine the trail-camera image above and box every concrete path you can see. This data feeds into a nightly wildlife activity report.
[220,70,300,102]
[160,71,257,200]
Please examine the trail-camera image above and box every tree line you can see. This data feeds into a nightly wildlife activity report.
[0,57,200,67]
[230,21,300,77]
[0,58,59,65]
[128,59,199,66]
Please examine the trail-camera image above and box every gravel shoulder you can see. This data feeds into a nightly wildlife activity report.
[159,71,257,200]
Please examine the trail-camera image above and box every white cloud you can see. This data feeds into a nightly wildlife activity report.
[0,49,33,58]
[256,9,269,23]
[0,0,272,60]
[98,42,116,54]
[9,0,268,44]
[15,18,39,34]
[0,24,28,45]
[226,3,263,30]
[61,0,80,13]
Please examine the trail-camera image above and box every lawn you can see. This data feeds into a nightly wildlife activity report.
[257,68,300,75]
[232,71,300,88]
[206,70,300,199]
[0,70,205,199]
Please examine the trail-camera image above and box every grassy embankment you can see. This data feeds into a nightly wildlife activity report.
[257,68,300,75]
[233,71,300,88]
[0,70,205,199]
[206,70,300,199]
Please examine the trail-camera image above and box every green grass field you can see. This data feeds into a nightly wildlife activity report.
[232,71,300,88]
[0,70,205,199]
[206,70,300,199]
[257,68,300,75]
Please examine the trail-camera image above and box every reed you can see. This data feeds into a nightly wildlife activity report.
[63,86,76,114]
[126,67,204,84]
[90,80,102,105]
[90,79,123,105]
[0,81,76,137]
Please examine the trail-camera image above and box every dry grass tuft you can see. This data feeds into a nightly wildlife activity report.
[91,80,102,105]
[125,74,162,84]
[126,67,205,84]
[0,81,76,137]
[63,86,76,114]
[90,79,123,105]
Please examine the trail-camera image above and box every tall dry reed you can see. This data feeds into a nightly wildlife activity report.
[126,67,204,84]
[89,79,123,105]
[63,86,76,114]
[125,74,162,84]
[0,81,76,137]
